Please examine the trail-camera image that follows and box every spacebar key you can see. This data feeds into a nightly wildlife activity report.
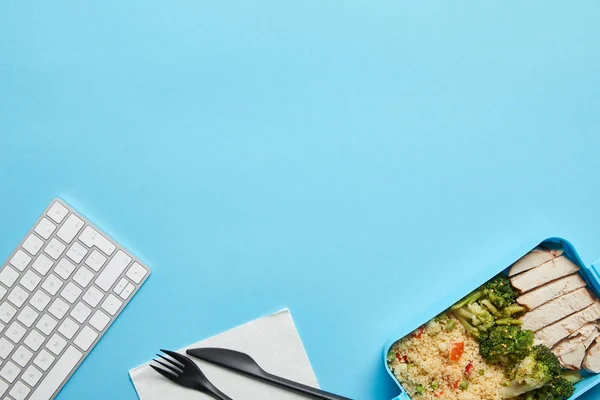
[29,346,83,400]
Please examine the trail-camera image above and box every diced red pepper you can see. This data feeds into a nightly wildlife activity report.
[434,390,445,398]
[452,380,460,389]
[394,353,409,363]
[449,341,465,362]
[414,326,425,339]
[465,361,474,376]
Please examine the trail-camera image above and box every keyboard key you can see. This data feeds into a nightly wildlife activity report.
[30,346,82,400]
[24,330,45,352]
[16,305,38,328]
[7,286,29,308]
[30,290,51,312]
[101,294,122,316]
[22,365,43,387]
[46,334,67,355]
[113,278,128,295]
[36,314,57,336]
[126,262,148,284]
[79,226,116,256]
[33,349,55,371]
[74,326,98,351]
[44,238,66,260]
[70,302,91,324]
[85,249,107,272]
[60,282,82,304]
[0,361,20,383]
[32,254,53,276]
[73,266,94,287]
[0,378,7,395]
[22,234,44,256]
[11,345,33,367]
[66,241,88,264]
[0,266,19,288]
[120,282,135,300]
[46,202,68,223]
[0,338,14,359]
[58,317,79,340]
[0,286,6,300]
[82,286,103,308]
[0,302,17,324]
[6,321,26,343]
[89,310,110,331]
[9,250,31,271]
[95,250,131,291]
[56,214,84,243]
[48,298,69,319]
[9,380,30,400]
[19,270,41,291]
[41,273,63,296]
[34,217,56,239]
[54,258,76,280]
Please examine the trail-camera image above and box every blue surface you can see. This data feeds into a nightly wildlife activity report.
[1,1,600,399]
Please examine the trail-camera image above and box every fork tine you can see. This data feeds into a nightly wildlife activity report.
[156,354,184,370]
[153,357,182,375]
[150,364,178,383]
[160,349,191,367]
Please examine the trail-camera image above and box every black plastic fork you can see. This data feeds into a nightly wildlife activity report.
[151,349,233,400]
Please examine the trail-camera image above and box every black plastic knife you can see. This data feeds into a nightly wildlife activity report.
[186,347,352,400]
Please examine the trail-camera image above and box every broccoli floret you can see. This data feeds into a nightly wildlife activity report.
[525,376,575,400]
[499,345,564,398]
[466,302,495,330]
[495,318,523,326]
[452,311,482,338]
[480,298,502,317]
[452,275,523,339]
[479,325,534,365]
[524,388,554,400]
[531,345,561,377]
[502,304,528,318]
[451,290,484,310]
[483,275,517,309]
[548,376,576,399]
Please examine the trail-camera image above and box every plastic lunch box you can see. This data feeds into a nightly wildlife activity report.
[382,237,600,400]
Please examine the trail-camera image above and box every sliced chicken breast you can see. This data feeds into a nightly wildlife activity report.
[535,301,600,348]
[509,247,564,277]
[553,323,599,370]
[511,256,580,294]
[517,274,586,311]
[583,338,600,373]
[520,288,595,332]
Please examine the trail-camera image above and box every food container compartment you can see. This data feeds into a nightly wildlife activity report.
[383,237,600,400]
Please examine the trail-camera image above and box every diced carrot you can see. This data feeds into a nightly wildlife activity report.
[449,342,465,362]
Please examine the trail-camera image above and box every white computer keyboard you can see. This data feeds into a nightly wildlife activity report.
[0,199,151,399]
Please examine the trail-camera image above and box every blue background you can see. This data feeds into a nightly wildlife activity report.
[1,1,600,399]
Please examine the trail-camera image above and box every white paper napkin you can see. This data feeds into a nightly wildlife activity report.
[129,309,320,399]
